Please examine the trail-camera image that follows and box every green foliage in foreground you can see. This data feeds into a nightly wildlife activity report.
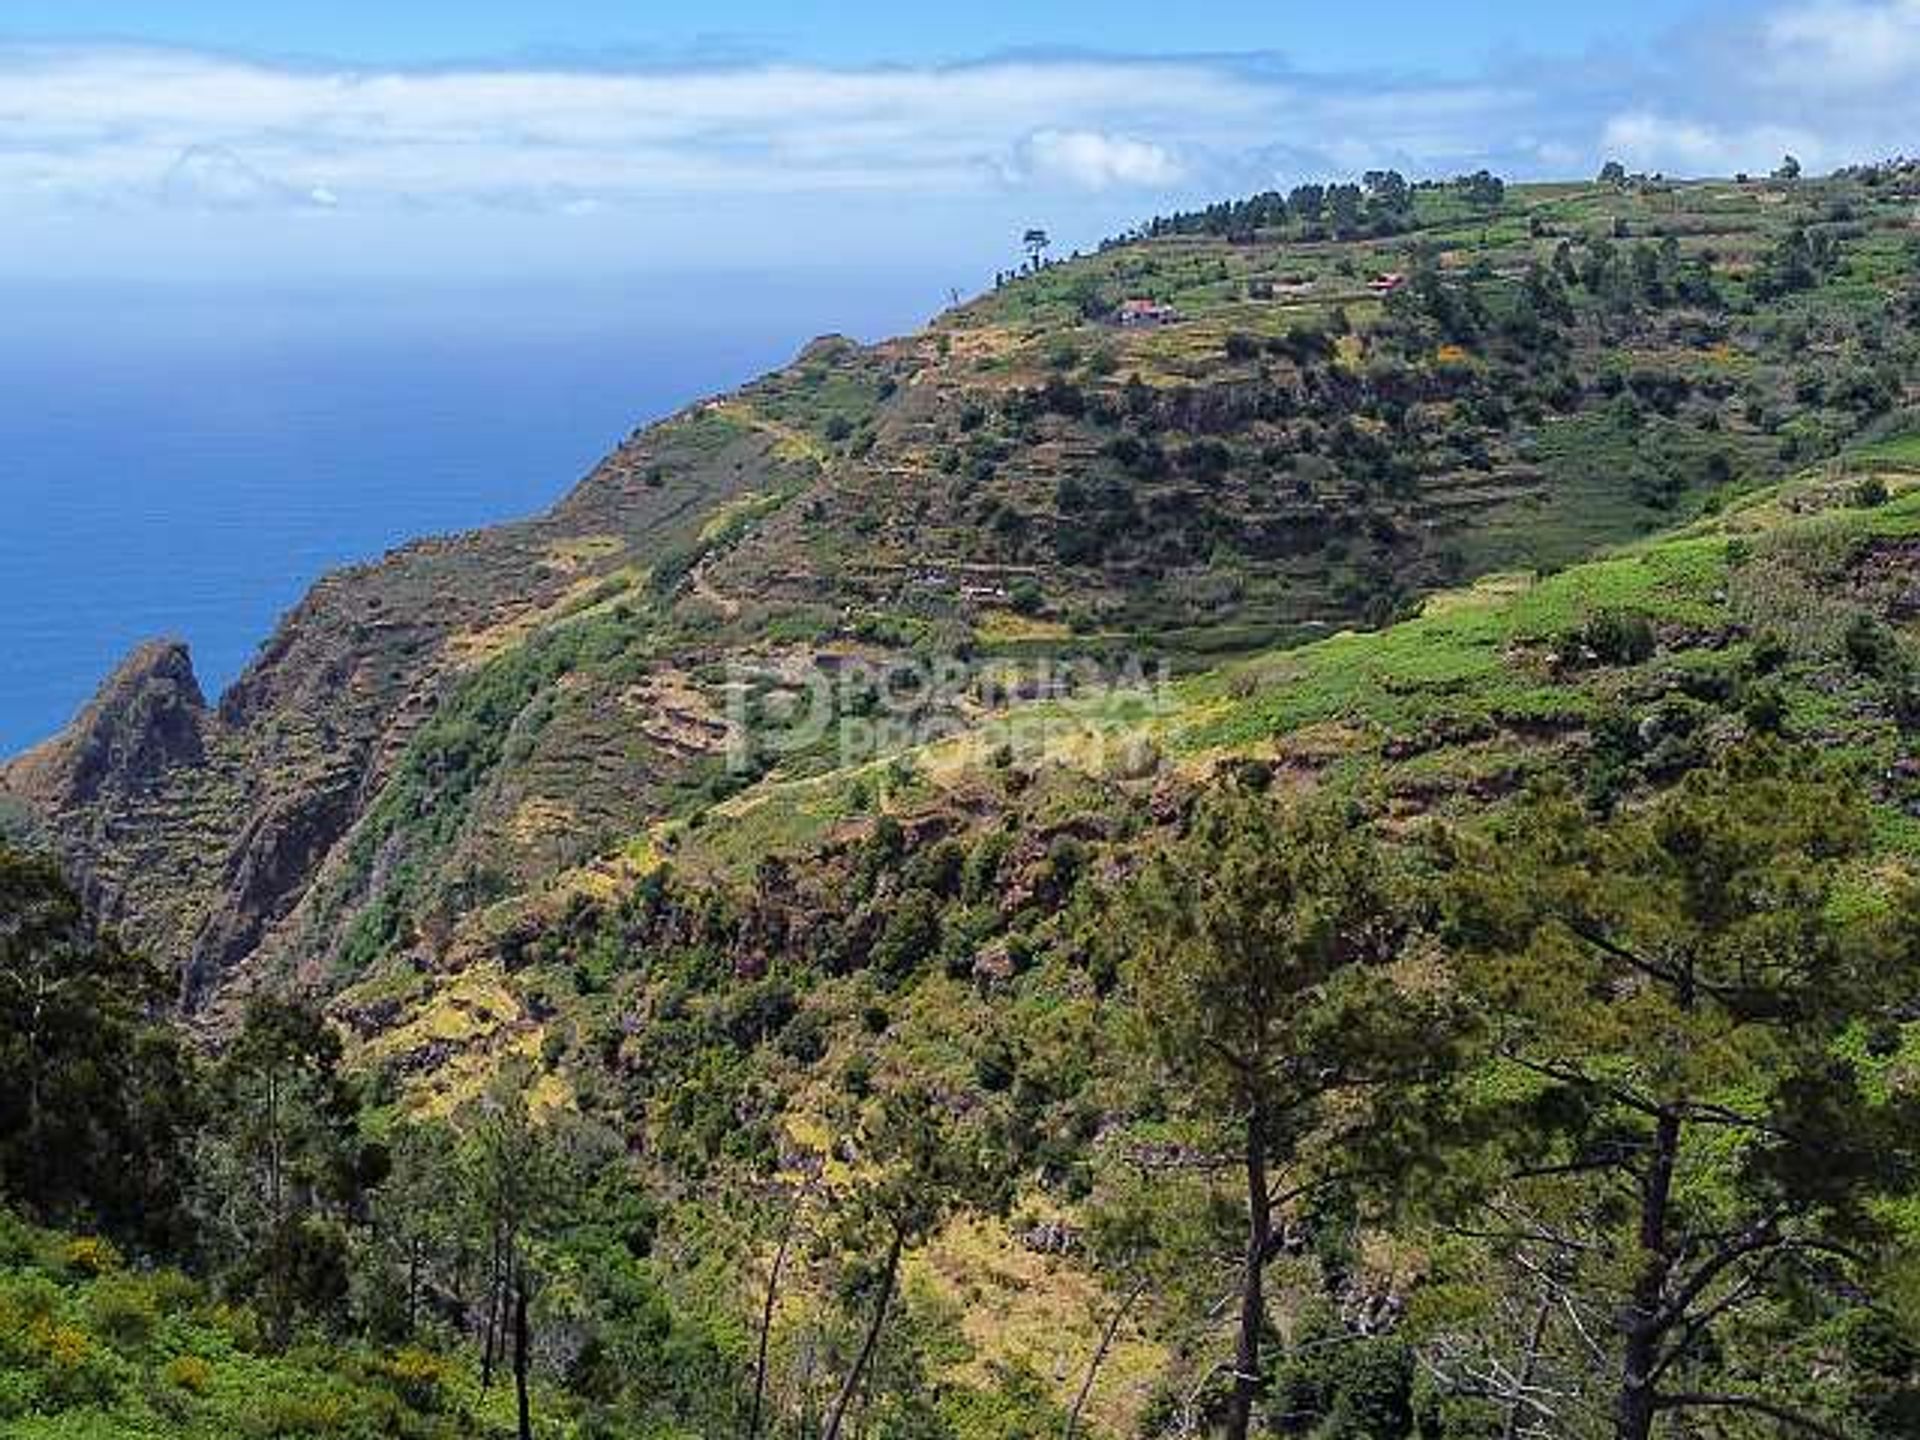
[1119,791,1461,1440]
[0,1207,506,1440]
[9,738,1920,1440]
[12,462,1920,1435]
[1430,746,1920,1438]
[0,846,199,1251]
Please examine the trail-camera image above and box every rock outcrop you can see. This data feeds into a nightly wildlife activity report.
[3,639,208,812]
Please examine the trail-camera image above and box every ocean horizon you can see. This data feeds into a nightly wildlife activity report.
[0,271,940,755]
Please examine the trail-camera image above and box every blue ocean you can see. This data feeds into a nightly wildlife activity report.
[0,273,935,755]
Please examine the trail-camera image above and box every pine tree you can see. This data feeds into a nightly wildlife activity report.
[1122,789,1459,1440]
[1441,743,1920,1439]
[194,996,376,1347]
[820,1082,1005,1440]
[0,844,197,1244]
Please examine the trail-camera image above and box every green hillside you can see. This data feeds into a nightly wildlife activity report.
[0,1211,509,1440]
[6,162,1920,1439]
[10,166,1920,1004]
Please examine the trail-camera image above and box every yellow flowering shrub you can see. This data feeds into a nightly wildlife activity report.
[60,1236,121,1278]
[164,1353,214,1394]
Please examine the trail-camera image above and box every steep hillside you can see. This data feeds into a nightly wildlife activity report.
[0,1208,522,1440]
[285,441,1920,1439]
[350,433,1920,1120]
[8,168,1917,1017]
[7,165,1920,1440]
[2,409,807,1001]
[7,445,1920,1439]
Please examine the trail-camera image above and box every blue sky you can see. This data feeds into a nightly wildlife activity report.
[0,1,1707,70]
[0,1,1913,286]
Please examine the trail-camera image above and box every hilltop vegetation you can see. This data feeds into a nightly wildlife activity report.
[4,162,1920,1438]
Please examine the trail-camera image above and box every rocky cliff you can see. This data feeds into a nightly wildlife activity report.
[2,410,793,1002]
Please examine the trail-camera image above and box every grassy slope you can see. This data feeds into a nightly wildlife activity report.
[601,173,1917,800]
[13,169,1920,1437]
[282,171,1920,1435]
[654,454,1920,880]
[17,167,1918,1011]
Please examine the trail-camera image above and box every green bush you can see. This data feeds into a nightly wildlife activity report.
[1272,1332,1416,1438]
[0,1210,41,1267]
[32,1319,123,1410]
[163,1352,214,1394]
[1846,614,1906,678]
[1744,681,1790,736]
[0,1273,64,1344]
[1560,608,1657,667]
[368,1345,450,1412]
[85,1271,160,1348]
[242,1387,361,1438]
[1854,474,1891,508]
[872,889,942,979]
[61,1235,122,1278]
[0,1367,38,1419]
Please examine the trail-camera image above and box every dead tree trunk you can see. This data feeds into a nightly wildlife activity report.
[750,1191,804,1440]
[822,1224,905,1440]
[1064,1275,1148,1440]
[1502,1291,1553,1440]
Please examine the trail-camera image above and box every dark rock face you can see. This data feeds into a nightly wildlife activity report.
[82,642,209,798]
[0,640,215,965]
[1852,537,1920,621]
[4,639,208,811]
[185,778,363,1004]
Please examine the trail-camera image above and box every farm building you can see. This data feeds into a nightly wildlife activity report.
[1118,298,1180,327]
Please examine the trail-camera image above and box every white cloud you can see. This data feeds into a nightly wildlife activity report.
[1764,0,1920,87]
[1599,112,1822,176]
[5,2,1920,279]
[1591,0,1920,177]
[1014,129,1183,189]
[0,43,1536,221]
[159,145,326,211]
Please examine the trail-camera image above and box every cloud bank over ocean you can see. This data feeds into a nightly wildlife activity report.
[4,0,1916,277]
